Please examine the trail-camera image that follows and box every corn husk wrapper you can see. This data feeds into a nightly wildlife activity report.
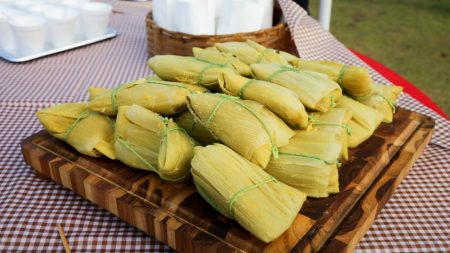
[266,131,341,197]
[336,96,384,148]
[147,55,236,90]
[215,40,288,65]
[193,47,252,76]
[191,143,306,242]
[36,102,116,159]
[218,72,309,129]
[252,64,342,112]
[88,87,109,100]
[187,93,295,168]
[354,84,403,123]
[174,111,217,145]
[308,108,353,160]
[114,104,194,182]
[89,78,207,116]
[278,50,300,65]
[292,60,373,97]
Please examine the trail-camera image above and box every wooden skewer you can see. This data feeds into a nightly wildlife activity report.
[57,223,72,253]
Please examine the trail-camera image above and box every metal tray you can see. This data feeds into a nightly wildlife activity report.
[0,28,118,63]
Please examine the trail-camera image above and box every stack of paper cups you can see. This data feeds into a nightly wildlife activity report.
[80,2,112,39]
[217,0,264,34]
[45,7,78,47]
[9,15,47,55]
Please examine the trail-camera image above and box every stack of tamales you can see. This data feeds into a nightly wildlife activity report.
[36,41,403,243]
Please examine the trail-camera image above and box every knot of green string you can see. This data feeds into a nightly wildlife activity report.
[63,109,90,141]
[227,176,277,219]
[203,94,279,159]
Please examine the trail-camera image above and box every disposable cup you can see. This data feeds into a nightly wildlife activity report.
[9,15,46,55]
[45,7,78,47]
[80,2,112,39]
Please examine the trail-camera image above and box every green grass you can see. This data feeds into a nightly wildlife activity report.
[309,0,450,117]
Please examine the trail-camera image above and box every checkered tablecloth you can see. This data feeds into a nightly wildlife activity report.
[0,1,449,252]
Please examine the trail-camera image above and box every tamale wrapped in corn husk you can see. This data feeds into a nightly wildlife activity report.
[277,50,300,64]
[252,63,342,112]
[147,55,235,90]
[218,72,309,129]
[215,40,288,65]
[187,93,295,168]
[336,96,384,148]
[174,111,217,145]
[292,60,373,97]
[114,104,194,182]
[36,102,116,159]
[88,87,109,100]
[354,83,403,123]
[266,131,341,197]
[191,144,306,242]
[308,108,353,160]
[89,77,207,116]
[193,47,252,76]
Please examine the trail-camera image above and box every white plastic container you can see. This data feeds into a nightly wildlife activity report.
[9,15,47,55]
[80,2,112,39]
[45,7,78,47]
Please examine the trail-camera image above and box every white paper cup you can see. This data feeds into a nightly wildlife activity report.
[9,15,46,55]
[13,0,33,11]
[80,2,112,39]
[45,7,78,47]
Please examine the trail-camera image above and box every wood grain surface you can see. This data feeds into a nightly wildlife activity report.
[21,107,434,253]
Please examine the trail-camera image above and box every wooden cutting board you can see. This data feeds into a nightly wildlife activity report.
[21,107,434,253]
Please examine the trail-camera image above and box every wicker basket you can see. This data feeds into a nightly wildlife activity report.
[146,10,296,56]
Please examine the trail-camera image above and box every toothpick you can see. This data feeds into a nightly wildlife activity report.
[58,223,72,253]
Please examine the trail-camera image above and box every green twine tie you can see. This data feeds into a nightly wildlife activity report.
[111,83,128,114]
[309,115,352,136]
[330,96,336,108]
[377,94,396,113]
[267,65,299,82]
[278,152,339,165]
[255,48,273,64]
[105,115,115,130]
[227,176,277,218]
[337,65,349,85]
[144,78,198,94]
[203,94,279,159]
[193,57,226,86]
[63,109,90,141]
[238,79,256,98]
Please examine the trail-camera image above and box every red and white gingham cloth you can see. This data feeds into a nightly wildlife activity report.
[0,1,449,252]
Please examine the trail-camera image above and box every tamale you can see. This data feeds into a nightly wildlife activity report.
[192,47,252,76]
[278,50,300,65]
[147,55,235,90]
[218,71,309,129]
[354,83,403,123]
[114,104,194,182]
[191,144,306,242]
[36,102,116,159]
[174,111,217,145]
[336,96,384,148]
[88,87,109,100]
[291,59,373,97]
[187,93,295,168]
[251,63,342,112]
[89,77,207,116]
[215,40,288,65]
[266,131,341,197]
[308,108,353,160]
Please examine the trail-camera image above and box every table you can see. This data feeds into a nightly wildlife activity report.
[1,1,449,252]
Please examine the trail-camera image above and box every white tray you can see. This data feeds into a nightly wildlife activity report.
[0,28,118,63]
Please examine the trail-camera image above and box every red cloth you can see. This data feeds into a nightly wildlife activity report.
[351,49,449,120]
